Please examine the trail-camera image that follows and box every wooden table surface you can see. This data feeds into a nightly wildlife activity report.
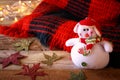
[0,51,120,80]
[0,68,120,80]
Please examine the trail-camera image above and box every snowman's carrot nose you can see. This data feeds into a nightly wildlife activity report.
[85,33,89,37]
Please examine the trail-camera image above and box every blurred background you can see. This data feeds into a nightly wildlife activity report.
[0,0,42,25]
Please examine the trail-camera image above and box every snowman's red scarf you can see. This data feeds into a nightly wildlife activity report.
[80,37,101,50]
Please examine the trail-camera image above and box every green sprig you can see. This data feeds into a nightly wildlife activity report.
[41,53,63,66]
[69,70,87,80]
[13,38,34,51]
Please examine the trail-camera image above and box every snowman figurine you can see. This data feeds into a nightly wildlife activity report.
[65,17,113,69]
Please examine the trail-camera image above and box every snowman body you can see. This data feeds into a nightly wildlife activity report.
[65,18,113,69]
[71,41,110,69]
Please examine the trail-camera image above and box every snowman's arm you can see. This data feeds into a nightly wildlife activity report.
[65,38,79,46]
[101,40,113,53]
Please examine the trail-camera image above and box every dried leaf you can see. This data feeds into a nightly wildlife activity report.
[69,70,87,80]
[41,53,63,66]
[0,52,26,68]
[43,53,51,59]
[16,63,47,80]
[13,39,34,51]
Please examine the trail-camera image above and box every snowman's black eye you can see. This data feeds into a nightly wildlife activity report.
[86,28,89,31]
[83,29,86,31]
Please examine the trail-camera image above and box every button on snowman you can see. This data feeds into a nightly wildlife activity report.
[65,17,113,69]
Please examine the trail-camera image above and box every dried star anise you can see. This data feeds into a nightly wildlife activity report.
[0,52,26,68]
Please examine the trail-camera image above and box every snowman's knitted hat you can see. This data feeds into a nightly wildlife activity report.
[79,17,102,37]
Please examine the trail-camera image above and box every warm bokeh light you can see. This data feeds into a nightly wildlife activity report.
[0,0,41,24]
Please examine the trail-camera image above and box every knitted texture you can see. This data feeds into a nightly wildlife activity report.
[29,11,71,46]
[49,21,77,51]
[44,0,91,19]
[88,0,120,27]
[0,0,120,67]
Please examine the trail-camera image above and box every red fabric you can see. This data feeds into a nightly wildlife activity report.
[49,21,77,52]
[80,38,100,50]
[44,0,120,27]
[44,0,68,8]
[80,38,86,44]
[88,0,120,27]
[86,44,93,50]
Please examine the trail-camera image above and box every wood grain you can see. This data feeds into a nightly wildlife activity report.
[0,68,120,80]
[0,51,120,80]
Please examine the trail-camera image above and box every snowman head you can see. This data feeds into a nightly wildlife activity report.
[74,17,101,38]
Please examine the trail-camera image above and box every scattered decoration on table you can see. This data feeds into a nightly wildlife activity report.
[0,52,26,68]
[69,70,87,80]
[41,53,63,66]
[16,63,47,80]
[13,38,34,51]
